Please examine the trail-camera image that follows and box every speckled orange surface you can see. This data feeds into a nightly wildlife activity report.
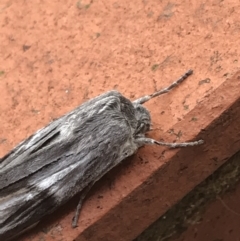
[0,0,240,240]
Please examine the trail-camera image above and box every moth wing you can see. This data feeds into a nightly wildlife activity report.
[0,91,137,241]
[0,90,133,189]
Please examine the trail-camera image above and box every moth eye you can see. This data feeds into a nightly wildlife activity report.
[135,106,141,112]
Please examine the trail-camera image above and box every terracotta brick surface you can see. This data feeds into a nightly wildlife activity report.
[0,0,240,241]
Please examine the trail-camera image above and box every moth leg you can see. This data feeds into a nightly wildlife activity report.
[133,69,193,105]
[72,182,95,228]
[136,137,204,148]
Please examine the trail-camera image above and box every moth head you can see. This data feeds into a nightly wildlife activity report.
[133,104,151,134]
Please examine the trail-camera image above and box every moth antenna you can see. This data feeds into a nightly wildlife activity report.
[136,137,204,148]
[133,69,193,105]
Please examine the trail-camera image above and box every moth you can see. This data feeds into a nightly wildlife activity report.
[0,70,203,240]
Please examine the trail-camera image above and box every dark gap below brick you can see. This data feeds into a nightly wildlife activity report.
[134,150,240,241]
